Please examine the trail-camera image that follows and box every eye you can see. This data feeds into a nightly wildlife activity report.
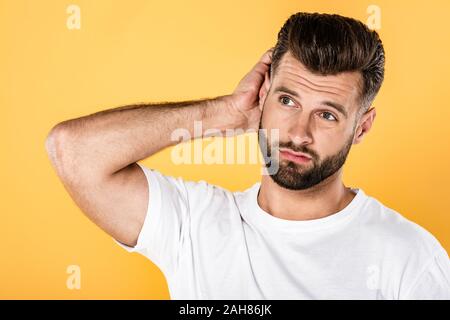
[320,111,337,122]
[279,96,296,107]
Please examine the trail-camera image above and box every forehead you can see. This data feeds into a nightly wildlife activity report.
[273,51,362,109]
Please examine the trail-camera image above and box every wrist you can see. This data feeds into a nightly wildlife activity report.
[203,95,248,135]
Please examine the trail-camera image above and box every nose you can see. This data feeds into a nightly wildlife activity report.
[287,112,313,146]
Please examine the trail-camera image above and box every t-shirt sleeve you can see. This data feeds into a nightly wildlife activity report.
[403,247,450,299]
[113,162,199,278]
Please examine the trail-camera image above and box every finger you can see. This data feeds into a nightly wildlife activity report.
[246,48,273,82]
[260,47,274,65]
[253,48,273,76]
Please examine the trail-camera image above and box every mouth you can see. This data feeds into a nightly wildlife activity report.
[279,148,312,164]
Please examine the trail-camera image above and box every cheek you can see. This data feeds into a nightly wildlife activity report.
[261,101,282,128]
[316,131,353,158]
[311,131,345,156]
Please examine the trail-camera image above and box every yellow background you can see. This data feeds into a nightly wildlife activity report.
[1,0,449,299]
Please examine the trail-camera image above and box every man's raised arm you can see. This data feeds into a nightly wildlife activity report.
[44,48,273,247]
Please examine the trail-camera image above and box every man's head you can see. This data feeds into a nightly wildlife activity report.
[258,12,385,190]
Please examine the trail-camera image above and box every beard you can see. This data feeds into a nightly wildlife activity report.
[258,115,355,191]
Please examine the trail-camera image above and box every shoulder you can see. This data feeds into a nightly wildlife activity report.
[143,164,254,213]
[356,192,450,298]
[358,192,445,260]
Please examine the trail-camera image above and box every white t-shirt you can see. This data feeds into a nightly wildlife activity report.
[115,163,450,299]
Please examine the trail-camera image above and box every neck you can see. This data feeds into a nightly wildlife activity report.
[258,169,356,221]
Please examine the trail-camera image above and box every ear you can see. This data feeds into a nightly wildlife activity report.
[353,107,376,144]
[258,70,271,111]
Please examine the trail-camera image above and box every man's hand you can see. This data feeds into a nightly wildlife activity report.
[228,47,274,131]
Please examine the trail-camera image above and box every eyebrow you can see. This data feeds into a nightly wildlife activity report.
[274,85,348,118]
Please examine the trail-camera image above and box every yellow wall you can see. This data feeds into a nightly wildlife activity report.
[1,0,449,299]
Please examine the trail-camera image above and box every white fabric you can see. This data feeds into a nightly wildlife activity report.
[114,163,450,299]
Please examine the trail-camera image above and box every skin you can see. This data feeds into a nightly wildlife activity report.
[255,51,376,220]
[45,47,376,248]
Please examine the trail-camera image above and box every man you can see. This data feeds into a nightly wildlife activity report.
[46,12,450,299]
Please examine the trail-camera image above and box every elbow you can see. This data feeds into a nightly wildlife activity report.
[45,121,102,184]
[45,121,74,175]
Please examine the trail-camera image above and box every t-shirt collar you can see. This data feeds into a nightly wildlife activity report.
[244,182,368,233]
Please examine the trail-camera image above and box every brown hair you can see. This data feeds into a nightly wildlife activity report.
[271,12,385,113]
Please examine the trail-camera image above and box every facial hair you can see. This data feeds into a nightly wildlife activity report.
[258,111,355,191]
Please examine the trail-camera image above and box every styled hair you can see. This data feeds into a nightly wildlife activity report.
[271,12,385,112]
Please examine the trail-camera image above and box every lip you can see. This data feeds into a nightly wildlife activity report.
[279,148,312,164]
